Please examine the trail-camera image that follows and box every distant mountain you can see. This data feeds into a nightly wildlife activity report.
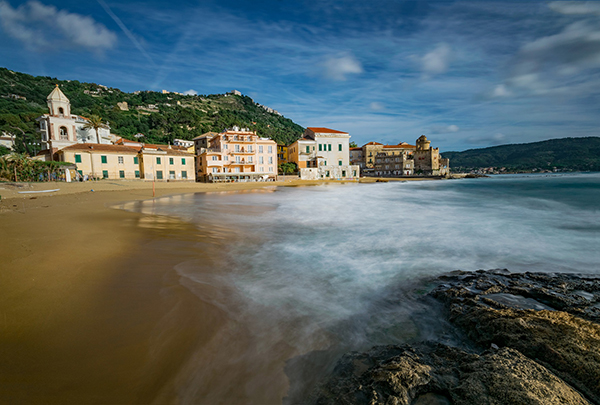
[0,67,304,155]
[442,137,600,172]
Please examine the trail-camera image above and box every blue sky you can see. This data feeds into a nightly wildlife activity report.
[1,0,600,151]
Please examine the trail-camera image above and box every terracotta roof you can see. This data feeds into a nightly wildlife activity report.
[59,143,138,153]
[363,142,383,146]
[307,127,348,134]
[350,147,362,151]
[383,144,415,149]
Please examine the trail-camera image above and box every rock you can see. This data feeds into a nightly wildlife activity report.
[314,343,590,405]
[311,270,600,405]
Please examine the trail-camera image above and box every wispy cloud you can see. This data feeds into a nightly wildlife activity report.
[421,43,452,78]
[0,0,116,52]
[322,54,364,81]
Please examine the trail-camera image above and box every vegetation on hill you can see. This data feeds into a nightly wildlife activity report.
[0,67,304,156]
[442,137,600,172]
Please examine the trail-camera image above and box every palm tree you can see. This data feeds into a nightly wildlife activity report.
[82,115,109,144]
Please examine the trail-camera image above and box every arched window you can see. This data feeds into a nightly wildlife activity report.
[58,107,64,116]
[59,126,68,140]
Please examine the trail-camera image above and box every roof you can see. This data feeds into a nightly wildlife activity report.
[350,147,362,151]
[307,127,348,134]
[47,85,70,102]
[193,132,219,140]
[363,142,383,146]
[59,143,138,153]
[383,144,416,149]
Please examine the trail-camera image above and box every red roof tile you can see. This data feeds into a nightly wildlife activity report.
[307,127,348,134]
[59,143,138,153]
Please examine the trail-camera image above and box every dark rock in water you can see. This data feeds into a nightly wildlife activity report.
[311,270,600,405]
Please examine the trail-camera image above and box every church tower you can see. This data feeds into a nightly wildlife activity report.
[47,84,71,117]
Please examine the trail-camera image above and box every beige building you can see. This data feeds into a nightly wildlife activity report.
[414,135,450,176]
[361,142,416,169]
[288,127,360,180]
[373,151,414,176]
[194,127,278,182]
[350,147,364,169]
[37,85,113,159]
[138,146,194,181]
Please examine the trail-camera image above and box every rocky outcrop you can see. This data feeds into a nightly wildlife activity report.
[312,270,600,405]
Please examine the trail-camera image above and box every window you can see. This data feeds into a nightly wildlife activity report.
[182,158,186,165]
[328,144,332,152]
[259,167,264,172]
[135,170,140,178]
[75,154,81,163]
[342,170,346,177]
[269,167,273,172]
[181,171,187,179]
[119,170,125,178]
[77,170,82,176]
[169,158,174,165]
[259,145,263,153]
[339,144,342,151]
[156,157,161,164]
[235,144,240,152]
[353,170,357,177]
[59,127,68,140]
[212,168,219,173]
[118,156,124,164]
[259,156,264,164]
[339,160,342,166]
[156,171,163,179]
[248,156,253,163]
[248,146,252,152]
[319,144,322,151]
[101,155,107,164]
[169,170,175,179]
[102,170,108,179]
[269,157,273,164]
[236,156,241,163]
[134,156,139,164]
[58,107,64,115]
[212,156,218,161]
[268,145,272,153]
[326,171,330,177]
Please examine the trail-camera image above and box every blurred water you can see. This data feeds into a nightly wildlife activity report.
[119,173,600,403]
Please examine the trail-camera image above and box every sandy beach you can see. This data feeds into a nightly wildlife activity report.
[0,176,446,404]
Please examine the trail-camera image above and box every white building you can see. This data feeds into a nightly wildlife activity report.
[288,127,360,180]
[36,85,113,159]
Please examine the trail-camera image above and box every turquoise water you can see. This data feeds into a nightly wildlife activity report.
[119,173,600,403]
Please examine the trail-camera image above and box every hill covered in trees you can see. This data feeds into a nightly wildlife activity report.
[442,137,600,172]
[0,67,304,155]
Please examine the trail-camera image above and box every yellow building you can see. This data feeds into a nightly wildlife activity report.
[58,144,141,180]
[277,142,288,164]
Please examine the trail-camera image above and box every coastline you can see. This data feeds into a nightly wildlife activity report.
[0,176,447,403]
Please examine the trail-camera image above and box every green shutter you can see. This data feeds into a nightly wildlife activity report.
[156,157,161,164]
[339,160,342,166]
[75,154,81,163]
[181,171,187,179]
[135,170,140,178]
[102,170,108,178]
[328,144,332,151]
[156,171,163,180]
[101,155,107,164]
[319,144,322,151]
[181,158,186,165]
[119,170,125,178]
[134,156,138,164]
[339,144,342,151]
[170,158,174,165]
[306,146,310,153]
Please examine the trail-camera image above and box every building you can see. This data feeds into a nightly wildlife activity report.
[413,135,450,176]
[37,85,114,159]
[56,143,195,181]
[349,147,364,168]
[360,142,416,169]
[287,127,360,180]
[0,132,15,150]
[373,151,414,176]
[277,142,288,165]
[194,127,278,182]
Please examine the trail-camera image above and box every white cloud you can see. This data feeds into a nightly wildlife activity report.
[431,124,460,134]
[0,1,117,51]
[421,43,452,77]
[183,89,197,96]
[549,1,600,16]
[369,102,385,111]
[322,54,363,81]
[491,84,511,98]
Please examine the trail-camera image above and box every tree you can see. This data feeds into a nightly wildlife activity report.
[82,115,109,144]
[349,141,358,148]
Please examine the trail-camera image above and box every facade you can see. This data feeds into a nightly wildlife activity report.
[277,142,288,164]
[288,127,360,180]
[37,85,113,158]
[57,144,141,180]
[373,151,414,176]
[0,132,15,150]
[194,127,278,182]
[349,147,364,168]
[138,147,194,181]
[413,135,450,176]
[361,142,416,169]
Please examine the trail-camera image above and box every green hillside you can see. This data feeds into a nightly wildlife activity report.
[442,137,600,172]
[0,67,304,155]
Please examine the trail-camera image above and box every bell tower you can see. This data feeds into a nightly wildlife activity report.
[47,84,71,117]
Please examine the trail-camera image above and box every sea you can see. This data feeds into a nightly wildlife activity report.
[119,172,600,403]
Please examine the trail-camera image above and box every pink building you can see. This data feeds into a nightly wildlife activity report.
[194,127,278,182]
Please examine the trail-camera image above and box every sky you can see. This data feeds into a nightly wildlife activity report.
[1,0,600,151]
